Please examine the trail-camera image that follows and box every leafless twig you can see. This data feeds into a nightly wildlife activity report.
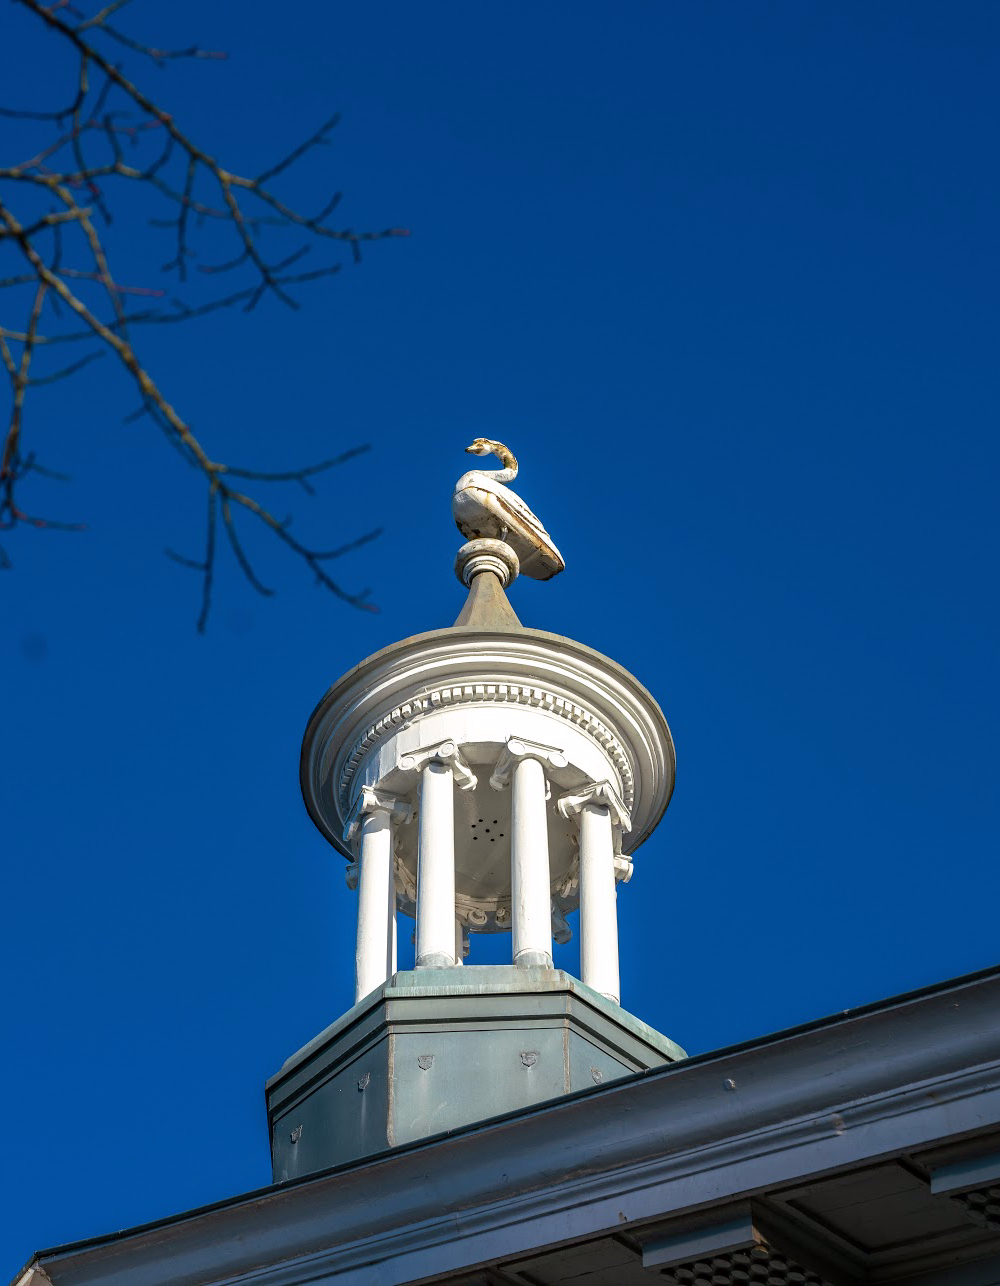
[1,0,407,627]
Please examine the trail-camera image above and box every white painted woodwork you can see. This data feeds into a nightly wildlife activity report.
[302,628,675,864]
[491,736,568,791]
[556,778,631,834]
[355,810,396,1003]
[399,739,478,792]
[344,787,410,1004]
[511,755,553,968]
[415,761,457,967]
[578,802,620,1004]
[557,780,630,1003]
[302,577,675,974]
[390,894,398,976]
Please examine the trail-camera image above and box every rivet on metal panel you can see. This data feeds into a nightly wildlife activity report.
[723,1077,737,1091]
[358,1071,371,1091]
[290,1125,302,1144]
[417,1054,434,1070]
[591,1067,604,1084]
[521,1050,538,1068]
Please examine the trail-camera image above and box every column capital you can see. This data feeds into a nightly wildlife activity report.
[556,780,632,832]
[490,737,568,791]
[343,785,413,845]
[613,854,634,884]
[398,740,478,792]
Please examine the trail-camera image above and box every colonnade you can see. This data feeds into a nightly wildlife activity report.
[343,739,630,1006]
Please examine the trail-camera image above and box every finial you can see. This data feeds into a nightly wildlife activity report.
[452,439,565,583]
[455,538,519,589]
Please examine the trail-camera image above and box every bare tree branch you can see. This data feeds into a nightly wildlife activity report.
[0,0,407,627]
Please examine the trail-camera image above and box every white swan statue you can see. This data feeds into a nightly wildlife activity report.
[452,439,565,581]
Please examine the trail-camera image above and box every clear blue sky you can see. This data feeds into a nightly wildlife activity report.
[3,0,999,1272]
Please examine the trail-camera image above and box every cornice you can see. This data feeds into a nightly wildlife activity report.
[300,626,676,861]
[336,680,635,813]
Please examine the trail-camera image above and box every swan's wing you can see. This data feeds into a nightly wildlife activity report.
[454,475,553,540]
[495,489,554,543]
[452,476,565,578]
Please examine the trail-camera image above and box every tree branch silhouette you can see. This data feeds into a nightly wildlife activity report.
[0,0,406,625]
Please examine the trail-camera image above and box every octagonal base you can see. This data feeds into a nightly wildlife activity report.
[266,967,685,1183]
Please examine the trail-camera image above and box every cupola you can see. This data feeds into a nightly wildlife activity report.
[267,441,685,1183]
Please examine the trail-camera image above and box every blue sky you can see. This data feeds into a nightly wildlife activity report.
[3,0,999,1272]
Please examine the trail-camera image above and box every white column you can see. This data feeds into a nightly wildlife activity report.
[343,787,412,1005]
[578,802,619,1003]
[511,756,553,968]
[492,738,567,971]
[415,761,457,967]
[355,811,395,1002]
[558,781,631,1005]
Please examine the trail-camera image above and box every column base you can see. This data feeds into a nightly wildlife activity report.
[514,949,553,969]
[416,952,458,968]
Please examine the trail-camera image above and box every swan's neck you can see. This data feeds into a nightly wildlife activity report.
[481,443,517,485]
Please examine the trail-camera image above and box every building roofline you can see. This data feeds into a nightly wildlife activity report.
[15,960,1000,1285]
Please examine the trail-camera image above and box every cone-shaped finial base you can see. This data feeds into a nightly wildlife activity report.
[453,538,523,630]
[453,569,523,630]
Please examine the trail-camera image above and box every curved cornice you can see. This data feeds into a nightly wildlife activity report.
[300,626,676,862]
[338,681,635,815]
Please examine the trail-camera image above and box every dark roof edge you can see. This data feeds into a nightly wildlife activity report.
[16,957,1000,1283]
[649,957,1000,1075]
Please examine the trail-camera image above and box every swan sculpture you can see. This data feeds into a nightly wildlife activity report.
[452,439,565,581]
